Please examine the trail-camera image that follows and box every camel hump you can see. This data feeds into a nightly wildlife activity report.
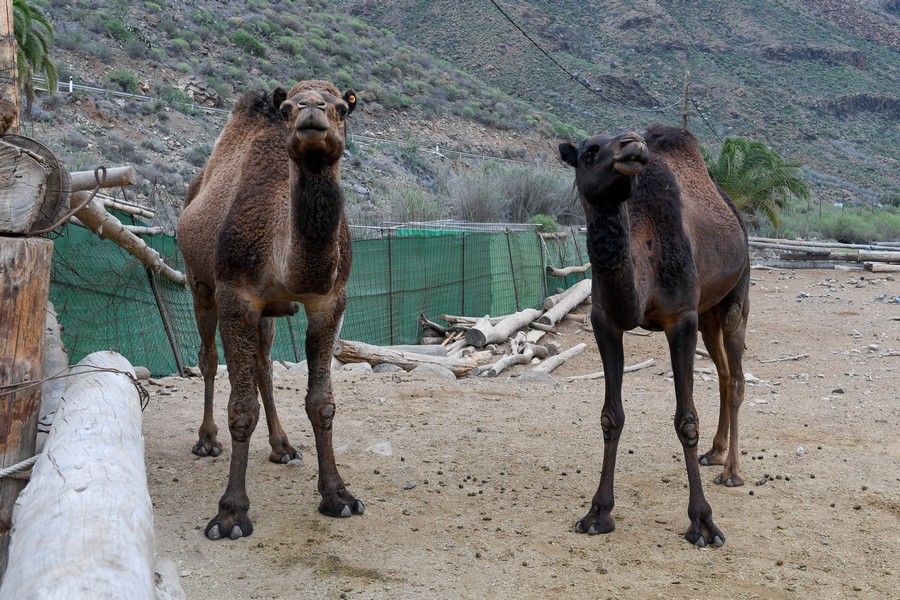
[233,89,283,123]
[643,124,701,156]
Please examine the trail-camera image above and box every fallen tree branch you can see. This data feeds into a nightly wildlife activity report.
[537,279,592,326]
[763,353,809,363]
[69,166,137,192]
[545,262,590,277]
[864,262,900,273]
[564,358,656,381]
[465,308,543,348]
[334,340,477,377]
[482,343,549,377]
[419,313,448,335]
[531,342,587,374]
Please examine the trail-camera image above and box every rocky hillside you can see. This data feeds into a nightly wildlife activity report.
[23,0,900,226]
[342,0,900,205]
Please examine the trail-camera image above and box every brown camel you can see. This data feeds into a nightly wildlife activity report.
[559,125,750,547]
[177,80,363,540]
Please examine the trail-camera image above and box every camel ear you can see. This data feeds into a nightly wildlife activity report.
[272,87,287,113]
[343,89,358,114]
[559,142,578,168]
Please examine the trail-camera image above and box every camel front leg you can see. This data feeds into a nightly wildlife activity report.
[305,293,364,518]
[574,311,625,535]
[205,289,260,540]
[666,313,725,548]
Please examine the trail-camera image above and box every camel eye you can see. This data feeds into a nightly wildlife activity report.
[337,104,348,119]
[279,103,292,120]
[582,145,600,162]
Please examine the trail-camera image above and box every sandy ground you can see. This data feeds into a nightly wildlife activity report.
[145,269,900,600]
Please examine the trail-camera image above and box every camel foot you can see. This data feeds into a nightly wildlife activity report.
[574,510,615,535]
[698,449,726,466]
[268,439,302,464]
[205,510,253,541]
[714,472,744,487]
[684,513,725,548]
[318,486,365,518]
[192,436,223,458]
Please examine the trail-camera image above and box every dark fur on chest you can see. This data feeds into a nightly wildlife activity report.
[292,170,344,242]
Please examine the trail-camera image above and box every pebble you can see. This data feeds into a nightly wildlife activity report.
[795,447,806,457]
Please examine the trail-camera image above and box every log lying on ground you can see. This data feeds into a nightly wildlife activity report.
[864,262,900,273]
[73,192,186,285]
[385,344,449,357]
[749,236,900,253]
[0,351,160,600]
[419,314,448,335]
[542,289,567,311]
[751,243,900,264]
[483,344,549,377]
[752,260,863,270]
[334,340,477,377]
[531,343,587,374]
[440,314,508,328]
[564,358,657,382]
[545,262,590,277]
[537,279,592,326]
[69,166,137,192]
[465,308,543,348]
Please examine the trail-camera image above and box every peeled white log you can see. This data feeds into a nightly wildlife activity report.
[542,289,567,311]
[440,314,508,328]
[564,358,657,381]
[98,196,156,220]
[73,192,186,285]
[864,262,900,273]
[749,236,900,252]
[0,352,156,600]
[531,342,587,374]
[69,216,163,236]
[69,166,137,192]
[334,340,477,377]
[537,279,592,326]
[385,344,449,357]
[465,308,543,348]
[545,262,590,277]
[483,343,549,377]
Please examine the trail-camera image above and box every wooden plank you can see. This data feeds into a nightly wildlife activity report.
[0,237,53,574]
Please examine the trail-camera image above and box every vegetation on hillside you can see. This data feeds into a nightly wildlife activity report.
[13,0,58,117]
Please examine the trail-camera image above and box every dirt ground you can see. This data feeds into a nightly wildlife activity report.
[145,269,899,600]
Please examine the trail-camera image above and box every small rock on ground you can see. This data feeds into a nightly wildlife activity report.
[342,362,374,375]
[517,371,559,386]
[373,363,404,374]
[410,364,457,381]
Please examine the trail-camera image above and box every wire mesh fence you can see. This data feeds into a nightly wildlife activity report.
[48,218,589,376]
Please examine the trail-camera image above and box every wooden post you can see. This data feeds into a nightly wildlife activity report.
[0,237,53,574]
[460,234,466,316]
[505,229,520,311]
[0,0,20,135]
[386,230,394,345]
[681,70,691,130]
[145,268,185,376]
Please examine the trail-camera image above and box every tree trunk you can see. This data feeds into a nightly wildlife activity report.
[69,166,138,193]
[545,262,590,277]
[0,352,157,600]
[334,340,477,377]
[531,343,587,374]
[0,237,53,575]
[536,279,591,326]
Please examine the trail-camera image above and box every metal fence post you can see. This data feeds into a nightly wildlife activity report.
[146,268,186,376]
[505,229,521,311]
[387,230,395,345]
[460,233,466,315]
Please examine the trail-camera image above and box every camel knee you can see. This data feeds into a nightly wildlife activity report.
[675,411,699,448]
[729,376,745,408]
[228,398,259,442]
[600,405,624,442]
[307,397,336,432]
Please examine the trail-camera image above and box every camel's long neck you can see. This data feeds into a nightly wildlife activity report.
[586,203,643,329]
[288,160,344,244]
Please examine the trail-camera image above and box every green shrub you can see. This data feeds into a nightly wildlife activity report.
[232,29,266,56]
[529,213,559,233]
[101,15,133,43]
[108,68,140,93]
[170,38,191,56]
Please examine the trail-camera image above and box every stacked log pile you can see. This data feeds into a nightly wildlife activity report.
[749,236,900,272]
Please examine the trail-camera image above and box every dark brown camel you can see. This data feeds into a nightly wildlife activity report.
[559,125,750,547]
[177,80,363,540]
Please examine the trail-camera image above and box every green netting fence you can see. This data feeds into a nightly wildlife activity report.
[49,219,589,376]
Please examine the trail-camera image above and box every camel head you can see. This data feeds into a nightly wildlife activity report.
[274,81,357,167]
[559,132,649,208]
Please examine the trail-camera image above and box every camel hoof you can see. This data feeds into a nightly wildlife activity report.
[698,450,725,466]
[192,439,223,458]
[318,490,365,519]
[714,473,744,487]
[695,537,707,548]
[205,511,253,541]
[684,514,725,548]
[713,535,725,547]
[574,512,615,536]
[269,446,301,465]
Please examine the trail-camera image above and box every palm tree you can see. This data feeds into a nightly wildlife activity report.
[702,137,810,229]
[13,0,58,118]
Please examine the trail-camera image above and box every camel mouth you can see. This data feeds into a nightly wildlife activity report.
[298,124,329,132]
[613,159,646,176]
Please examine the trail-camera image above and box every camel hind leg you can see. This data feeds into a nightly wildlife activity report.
[191,293,223,458]
[717,298,748,487]
[255,317,302,464]
[697,310,729,468]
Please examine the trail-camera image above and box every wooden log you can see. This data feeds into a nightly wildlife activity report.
[69,166,137,192]
[440,314,508,328]
[752,260,863,270]
[99,196,156,219]
[564,358,657,382]
[750,236,900,252]
[0,2,20,136]
[386,344,449,357]
[537,279,592,326]
[545,262,590,277]
[482,344,549,377]
[0,352,156,600]
[542,289,567,311]
[751,242,900,264]
[419,336,446,345]
[334,340,477,377]
[72,192,186,285]
[864,262,900,273]
[0,139,52,234]
[465,308,543,348]
[531,342,587,374]
[539,231,570,239]
[69,217,163,236]
[419,313,448,335]
[0,237,53,573]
